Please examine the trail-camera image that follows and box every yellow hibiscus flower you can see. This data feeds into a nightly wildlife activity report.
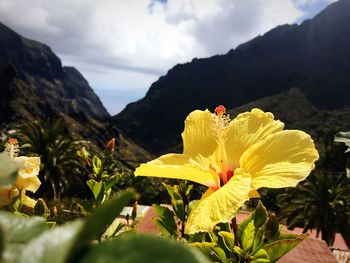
[135,106,319,234]
[0,156,41,208]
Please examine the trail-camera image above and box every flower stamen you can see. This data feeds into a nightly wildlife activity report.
[214,105,230,185]
[5,138,19,159]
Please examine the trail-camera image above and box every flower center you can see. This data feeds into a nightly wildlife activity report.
[218,169,234,186]
[5,138,19,159]
[214,105,230,186]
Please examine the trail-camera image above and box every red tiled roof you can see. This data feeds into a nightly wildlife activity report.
[277,238,338,263]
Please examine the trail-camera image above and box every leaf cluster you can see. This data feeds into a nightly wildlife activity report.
[191,202,306,263]
[0,190,209,263]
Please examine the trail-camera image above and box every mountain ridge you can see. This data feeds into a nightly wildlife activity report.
[113,0,350,154]
[0,22,109,120]
[0,22,152,164]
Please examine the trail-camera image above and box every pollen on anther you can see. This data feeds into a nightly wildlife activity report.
[215,105,226,114]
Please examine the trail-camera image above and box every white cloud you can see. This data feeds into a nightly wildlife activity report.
[293,0,336,8]
[1,0,328,114]
[162,0,303,55]
[0,0,304,75]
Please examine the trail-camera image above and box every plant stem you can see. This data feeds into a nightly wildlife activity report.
[232,217,239,246]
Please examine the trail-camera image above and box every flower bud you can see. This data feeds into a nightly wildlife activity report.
[264,213,280,240]
[106,138,116,152]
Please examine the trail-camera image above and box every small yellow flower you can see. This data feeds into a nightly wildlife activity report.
[0,156,41,208]
[135,107,319,234]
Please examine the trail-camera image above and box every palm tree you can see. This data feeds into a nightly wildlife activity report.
[15,118,85,199]
[278,171,350,247]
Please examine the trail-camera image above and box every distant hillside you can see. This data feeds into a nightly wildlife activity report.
[0,22,152,164]
[0,22,108,121]
[114,0,350,155]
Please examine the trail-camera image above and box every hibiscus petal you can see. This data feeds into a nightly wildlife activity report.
[15,176,41,193]
[185,169,251,234]
[14,156,41,192]
[135,153,220,188]
[22,194,37,208]
[240,130,319,189]
[226,108,284,165]
[15,156,41,178]
[0,188,12,207]
[182,110,218,158]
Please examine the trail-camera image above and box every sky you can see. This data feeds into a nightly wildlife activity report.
[0,0,337,115]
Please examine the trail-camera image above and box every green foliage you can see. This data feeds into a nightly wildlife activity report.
[152,182,305,262]
[0,190,209,263]
[153,204,178,237]
[15,118,83,199]
[79,234,209,263]
[191,201,305,263]
[278,171,350,247]
[76,145,124,210]
[33,198,50,219]
[153,181,193,239]
[0,151,21,186]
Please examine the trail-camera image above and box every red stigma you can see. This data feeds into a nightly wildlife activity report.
[215,105,226,114]
[8,138,18,145]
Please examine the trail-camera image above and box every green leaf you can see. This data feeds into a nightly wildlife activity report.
[77,200,93,216]
[153,204,178,237]
[185,184,193,197]
[68,190,137,261]
[218,231,235,252]
[18,221,83,263]
[33,198,50,218]
[252,201,268,229]
[162,183,182,200]
[104,221,125,239]
[250,249,270,263]
[171,199,185,221]
[252,227,264,252]
[101,171,109,179]
[241,220,255,252]
[86,179,104,202]
[92,156,102,176]
[233,245,245,258]
[0,224,4,261]
[0,152,21,186]
[80,234,210,263]
[191,242,227,262]
[104,175,119,191]
[2,190,136,263]
[0,212,49,263]
[263,236,306,262]
[264,213,280,240]
[0,212,48,243]
[237,216,253,245]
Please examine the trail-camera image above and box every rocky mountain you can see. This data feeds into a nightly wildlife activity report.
[113,0,350,155]
[0,22,152,164]
[0,22,108,120]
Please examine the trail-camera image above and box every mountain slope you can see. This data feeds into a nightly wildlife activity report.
[0,22,152,164]
[114,0,350,154]
[0,22,108,121]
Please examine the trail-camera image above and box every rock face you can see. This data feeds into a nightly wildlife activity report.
[0,22,109,122]
[0,22,152,164]
[113,0,350,154]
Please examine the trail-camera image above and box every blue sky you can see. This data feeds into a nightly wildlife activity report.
[0,0,336,115]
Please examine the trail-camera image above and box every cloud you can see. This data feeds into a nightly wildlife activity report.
[293,0,336,8]
[0,0,304,76]
[0,0,331,114]
[163,0,303,55]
